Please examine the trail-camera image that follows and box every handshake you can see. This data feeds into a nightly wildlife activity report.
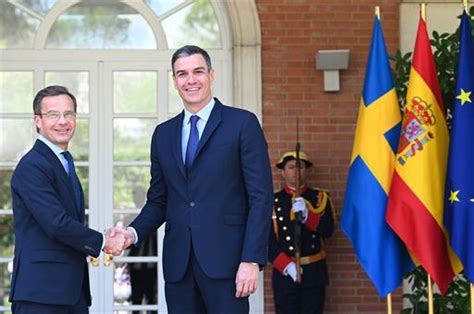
[102,227,136,256]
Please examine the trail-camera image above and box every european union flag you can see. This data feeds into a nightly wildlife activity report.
[341,16,414,297]
[444,11,474,283]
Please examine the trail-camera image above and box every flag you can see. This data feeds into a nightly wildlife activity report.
[386,15,463,294]
[341,16,414,297]
[444,11,474,284]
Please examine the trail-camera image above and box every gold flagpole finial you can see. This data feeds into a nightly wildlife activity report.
[463,0,468,12]
[375,6,380,19]
[420,3,427,21]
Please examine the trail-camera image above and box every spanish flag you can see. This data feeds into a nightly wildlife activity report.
[386,15,462,294]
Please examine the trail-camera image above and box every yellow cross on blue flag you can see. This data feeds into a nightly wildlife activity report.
[341,15,414,297]
[444,11,474,283]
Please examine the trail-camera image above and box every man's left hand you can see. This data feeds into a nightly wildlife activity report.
[235,262,259,298]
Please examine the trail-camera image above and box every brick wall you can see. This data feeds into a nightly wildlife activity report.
[257,1,403,313]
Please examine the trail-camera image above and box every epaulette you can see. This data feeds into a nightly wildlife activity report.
[307,191,327,215]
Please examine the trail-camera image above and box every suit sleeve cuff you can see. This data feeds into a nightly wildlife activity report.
[304,211,321,231]
[127,226,139,245]
[273,252,293,274]
[101,233,105,251]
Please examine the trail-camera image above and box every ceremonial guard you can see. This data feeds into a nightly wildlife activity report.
[269,151,335,314]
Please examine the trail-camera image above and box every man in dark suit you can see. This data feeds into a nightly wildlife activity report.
[269,151,335,314]
[113,45,274,313]
[9,85,125,314]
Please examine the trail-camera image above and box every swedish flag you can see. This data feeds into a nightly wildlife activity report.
[444,11,474,283]
[341,15,414,297]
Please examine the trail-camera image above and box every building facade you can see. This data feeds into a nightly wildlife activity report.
[0,0,466,312]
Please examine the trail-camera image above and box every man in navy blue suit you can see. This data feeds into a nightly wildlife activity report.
[114,45,274,313]
[9,85,125,314]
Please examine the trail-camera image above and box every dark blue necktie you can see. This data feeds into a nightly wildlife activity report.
[185,115,200,171]
[62,151,83,213]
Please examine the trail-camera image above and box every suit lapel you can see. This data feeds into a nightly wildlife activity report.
[34,140,82,220]
[194,100,222,160]
[171,112,187,179]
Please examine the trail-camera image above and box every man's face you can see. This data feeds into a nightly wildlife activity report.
[34,94,76,150]
[173,53,214,113]
[281,159,307,187]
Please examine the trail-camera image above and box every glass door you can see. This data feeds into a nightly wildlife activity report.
[0,61,165,313]
[102,62,169,313]
[0,62,99,313]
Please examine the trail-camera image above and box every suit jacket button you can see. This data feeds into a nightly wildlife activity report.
[190,202,195,207]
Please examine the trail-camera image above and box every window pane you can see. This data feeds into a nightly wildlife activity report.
[0,262,12,308]
[68,118,89,162]
[114,119,155,161]
[0,71,34,113]
[46,3,156,49]
[0,168,13,210]
[16,0,58,16]
[45,71,89,114]
[114,213,139,229]
[113,72,157,114]
[113,262,158,307]
[77,166,89,210]
[0,215,14,256]
[113,166,150,209]
[0,119,34,162]
[168,71,182,116]
[145,0,185,17]
[162,0,221,49]
[0,2,40,49]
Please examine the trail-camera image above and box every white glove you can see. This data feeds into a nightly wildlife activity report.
[284,262,298,282]
[292,197,308,222]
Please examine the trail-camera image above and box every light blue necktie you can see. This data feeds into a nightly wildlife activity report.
[185,115,200,171]
[62,151,83,213]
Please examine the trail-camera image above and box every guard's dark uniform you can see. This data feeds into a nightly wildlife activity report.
[269,185,335,314]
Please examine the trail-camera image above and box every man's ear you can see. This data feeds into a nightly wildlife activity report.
[34,115,42,131]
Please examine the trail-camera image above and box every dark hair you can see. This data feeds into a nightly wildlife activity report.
[171,45,212,75]
[33,85,77,115]
[33,85,77,133]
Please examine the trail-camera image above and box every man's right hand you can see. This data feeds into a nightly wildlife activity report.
[103,228,125,256]
[292,197,308,222]
[103,227,135,255]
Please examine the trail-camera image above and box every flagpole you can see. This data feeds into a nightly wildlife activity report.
[386,293,392,314]
[419,4,434,312]
[375,5,380,19]
[471,284,474,314]
[463,0,468,12]
[374,5,394,313]
[419,0,436,308]
[421,2,426,21]
[428,274,434,314]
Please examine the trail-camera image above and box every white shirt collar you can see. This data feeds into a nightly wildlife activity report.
[183,98,215,124]
[37,134,66,156]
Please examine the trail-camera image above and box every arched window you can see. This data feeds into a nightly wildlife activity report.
[1,0,223,50]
